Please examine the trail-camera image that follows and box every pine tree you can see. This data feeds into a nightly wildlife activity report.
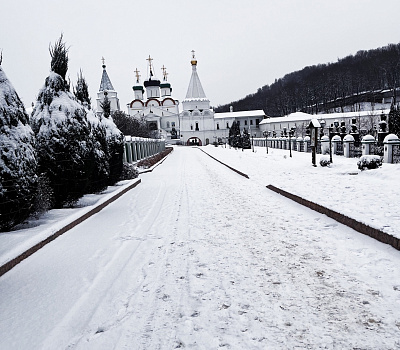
[100,92,111,118]
[242,128,251,149]
[31,35,92,207]
[73,69,91,109]
[102,110,124,185]
[0,64,37,230]
[388,103,400,137]
[86,110,109,193]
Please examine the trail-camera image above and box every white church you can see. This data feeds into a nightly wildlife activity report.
[96,52,266,145]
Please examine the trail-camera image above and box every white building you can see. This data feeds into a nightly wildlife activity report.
[96,53,267,145]
[126,56,180,141]
[179,52,266,145]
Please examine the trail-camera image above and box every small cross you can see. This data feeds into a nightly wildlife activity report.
[101,57,105,66]
[146,55,153,65]
[134,68,140,83]
[161,65,168,80]
[191,50,195,59]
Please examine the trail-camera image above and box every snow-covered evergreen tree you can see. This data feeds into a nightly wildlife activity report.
[30,35,92,207]
[86,109,109,193]
[388,103,400,137]
[0,64,37,230]
[101,110,124,185]
[100,92,111,118]
[73,69,91,109]
[242,128,251,149]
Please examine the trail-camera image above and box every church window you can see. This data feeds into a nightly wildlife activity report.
[250,120,253,125]
[245,120,248,126]
[195,122,199,131]
[217,123,220,130]
[256,119,260,126]
[191,124,193,130]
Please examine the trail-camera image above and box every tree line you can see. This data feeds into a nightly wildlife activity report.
[215,43,400,117]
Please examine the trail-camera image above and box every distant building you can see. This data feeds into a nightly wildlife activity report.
[96,53,267,145]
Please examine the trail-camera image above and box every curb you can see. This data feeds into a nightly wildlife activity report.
[266,184,400,251]
[139,147,173,174]
[0,179,141,278]
[197,148,249,179]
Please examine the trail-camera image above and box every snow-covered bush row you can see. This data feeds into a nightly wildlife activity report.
[1,36,125,230]
[357,155,383,170]
[30,36,124,208]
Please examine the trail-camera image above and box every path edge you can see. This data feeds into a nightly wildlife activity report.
[266,184,400,251]
[0,179,142,278]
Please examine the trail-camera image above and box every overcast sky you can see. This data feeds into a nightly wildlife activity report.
[2,0,400,111]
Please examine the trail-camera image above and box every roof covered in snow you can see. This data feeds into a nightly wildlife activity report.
[184,63,207,101]
[214,109,266,119]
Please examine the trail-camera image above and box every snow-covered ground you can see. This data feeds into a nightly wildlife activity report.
[1,146,400,349]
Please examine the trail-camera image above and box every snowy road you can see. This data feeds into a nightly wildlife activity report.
[1,147,400,349]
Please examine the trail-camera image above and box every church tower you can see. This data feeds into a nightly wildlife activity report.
[96,57,120,114]
[180,51,214,146]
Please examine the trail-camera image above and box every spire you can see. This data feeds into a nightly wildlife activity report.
[185,51,207,100]
[99,57,115,91]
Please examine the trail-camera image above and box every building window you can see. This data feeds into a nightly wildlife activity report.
[166,121,170,128]
[172,122,175,127]
[195,122,199,131]
[191,124,193,130]
[250,120,253,125]
[217,123,220,130]
[256,119,260,126]
[226,122,229,128]
[245,120,248,126]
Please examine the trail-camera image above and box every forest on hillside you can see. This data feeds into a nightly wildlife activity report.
[215,43,400,117]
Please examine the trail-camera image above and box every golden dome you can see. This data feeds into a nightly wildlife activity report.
[191,59,198,65]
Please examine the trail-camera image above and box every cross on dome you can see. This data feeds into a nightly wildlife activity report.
[101,56,106,68]
[161,65,168,81]
[146,55,154,77]
[134,68,141,83]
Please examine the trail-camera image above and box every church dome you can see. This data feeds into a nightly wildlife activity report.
[144,79,160,87]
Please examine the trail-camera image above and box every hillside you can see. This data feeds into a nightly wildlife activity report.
[215,43,400,117]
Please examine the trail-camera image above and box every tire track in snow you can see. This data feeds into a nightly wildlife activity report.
[41,178,170,349]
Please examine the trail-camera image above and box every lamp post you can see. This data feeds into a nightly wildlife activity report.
[263,130,269,154]
[289,127,296,157]
[328,126,333,163]
[251,134,255,152]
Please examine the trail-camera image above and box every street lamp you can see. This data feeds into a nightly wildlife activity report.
[289,127,296,158]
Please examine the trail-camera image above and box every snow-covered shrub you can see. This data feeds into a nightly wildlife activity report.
[86,110,109,193]
[0,65,37,230]
[319,156,331,167]
[357,155,383,170]
[31,36,92,207]
[100,112,124,185]
[120,162,139,180]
